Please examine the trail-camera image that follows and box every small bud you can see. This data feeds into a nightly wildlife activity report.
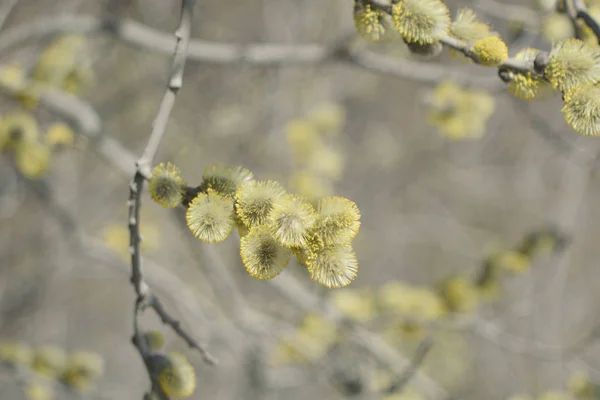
[149,352,196,399]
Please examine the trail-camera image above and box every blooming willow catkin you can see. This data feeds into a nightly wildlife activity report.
[240,225,291,279]
[392,0,450,45]
[268,194,317,248]
[353,0,386,43]
[235,180,286,228]
[450,8,496,42]
[314,196,361,246]
[507,48,552,100]
[306,244,359,288]
[186,190,235,242]
[200,164,254,198]
[148,162,186,208]
[544,38,600,92]
[562,84,600,136]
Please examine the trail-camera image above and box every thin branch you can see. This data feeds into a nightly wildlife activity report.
[574,0,600,44]
[383,337,434,394]
[0,13,529,88]
[125,1,216,397]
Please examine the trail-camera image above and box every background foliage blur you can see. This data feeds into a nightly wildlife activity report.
[2,0,600,399]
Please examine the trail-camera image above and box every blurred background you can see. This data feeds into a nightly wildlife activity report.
[2,0,600,399]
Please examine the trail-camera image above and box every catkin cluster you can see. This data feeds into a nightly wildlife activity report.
[353,0,508,63]
[351,0,600,137]
[148,162,362,288]
[0,342,104,399]
[0,112,75,179]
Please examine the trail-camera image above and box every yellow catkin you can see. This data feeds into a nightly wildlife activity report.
[186,191,235,242]
[156,352,196,399]
[235,180,286,228]
[545,38,600,92]
[148,162,186,208]
[562,84,600,136]
[471,36,508,66]
[240,225,291,279]
[354,1,386,42]
[268,194,317,248]
[450,8,496,42]
[392,0,451,44]
[306,244,358,288]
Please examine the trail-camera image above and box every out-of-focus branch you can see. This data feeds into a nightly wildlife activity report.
[0,14,512,88]
[0,65,137,175]
[268,273,451,400]
[574,0,600,44]
[383,337,434,394]
[0,0,18,32]
[125,1,216,398]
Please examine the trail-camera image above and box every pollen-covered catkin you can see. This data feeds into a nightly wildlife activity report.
[306,244,359,288]
[186,190,235,242]
[148,162,186,208]
[268,194,317,248]
[353,0,386,42]
[471,36,508,67]
[200,164,254,198]
[314,196,361,246]
[544,38,600,92]
[392,0,451,44]
[235,180,286,228]
[240,225,291,279]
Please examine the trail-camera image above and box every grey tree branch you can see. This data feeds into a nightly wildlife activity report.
[574,0,600,44]
[0,13,515,88]
[125,1,216,398]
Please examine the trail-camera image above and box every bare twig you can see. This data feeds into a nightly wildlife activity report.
[125,1,216,397]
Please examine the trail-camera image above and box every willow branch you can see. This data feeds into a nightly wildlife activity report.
[126,1,216,397]
[574,0,600,44]
[0,14,513,88]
